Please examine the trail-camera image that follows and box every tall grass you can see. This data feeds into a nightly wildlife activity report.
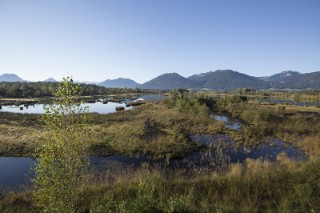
[2,155,319,212]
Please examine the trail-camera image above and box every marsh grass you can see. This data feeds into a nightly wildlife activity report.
[0,124,44,156]
[89,102,221,159]
[2,156,319,212]
[215,96,320,147]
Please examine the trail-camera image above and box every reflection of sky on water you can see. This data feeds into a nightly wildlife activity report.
[0,136,307,192]
[0,102,131,114]
[212,114,241,131]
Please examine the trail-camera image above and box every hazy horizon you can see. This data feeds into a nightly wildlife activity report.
[1,0,319,83]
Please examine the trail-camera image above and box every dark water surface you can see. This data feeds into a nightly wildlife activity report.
[189,134,307,163]
[0,157,36,192]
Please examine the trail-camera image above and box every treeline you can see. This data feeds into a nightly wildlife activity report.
[235,88,320,102]
[0,82,157,98]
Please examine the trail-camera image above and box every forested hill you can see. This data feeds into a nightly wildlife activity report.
[99,78,140,88]
[188,70,268,90]
[140,73,200,89]
[0,82,147,98]
[263,71,320,89]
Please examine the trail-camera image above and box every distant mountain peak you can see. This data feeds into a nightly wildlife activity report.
[99,78,140,88]
[0,73,26,82]
[279,70,301,76]
[141,73,200,90]
[262,70,302,83]
[44,78,57,82]
[215,69,236,72]
[189,69,264,90]
[281,70,300,73]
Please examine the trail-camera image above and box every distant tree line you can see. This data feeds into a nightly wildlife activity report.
[0,82,157,98]
[235,88,320,102]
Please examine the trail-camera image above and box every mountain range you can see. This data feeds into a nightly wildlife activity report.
[1,70,320,90]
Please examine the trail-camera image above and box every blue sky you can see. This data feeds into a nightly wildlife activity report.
[0,0,319,83]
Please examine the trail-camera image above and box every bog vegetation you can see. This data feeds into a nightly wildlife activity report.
[0,84,319,212]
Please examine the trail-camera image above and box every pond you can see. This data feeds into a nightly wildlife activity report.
[0,157,36,192]
[0,102,132,114]
[140,94,167,101]
[0,136,306,193]
[211,114,241,131]
[189,134,307,163]
[0,94,167,114]
[0,156,154,193]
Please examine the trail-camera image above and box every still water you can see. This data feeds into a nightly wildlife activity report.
[0,137,306,193]
[189,134,307,163]
[0,102,132,114]
[212,114,241,131]
[0,94,167,114]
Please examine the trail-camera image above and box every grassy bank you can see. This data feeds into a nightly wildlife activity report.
[215,95,320,146]
[1,154,319,212]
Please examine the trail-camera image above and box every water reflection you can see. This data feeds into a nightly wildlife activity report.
[190,134,307,162]
[140,94,167,101]
[211,114,241,131]
[0,157,36,192]
[0,94,167,114]
[0,136,307,193]
[0,102,131,114]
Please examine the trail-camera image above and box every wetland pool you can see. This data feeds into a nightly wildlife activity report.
[0,136,306,193]
[0,94,167,114]
[0,102,132,114]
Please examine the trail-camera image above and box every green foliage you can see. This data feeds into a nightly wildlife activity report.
[166,89,212,116]
[0,81,149,98]
[166,194,193,213]
[91,179,156,213]
[33,77,91,212]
